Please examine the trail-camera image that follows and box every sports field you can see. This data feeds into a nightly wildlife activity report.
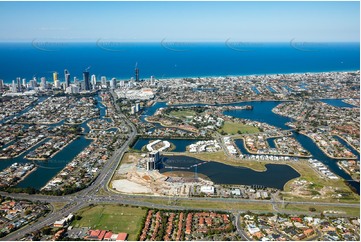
[71,204,146,241]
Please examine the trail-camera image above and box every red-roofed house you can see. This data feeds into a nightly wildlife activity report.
[86,230,107,241]
[116,233,128,241]
[98,230,107,240]
[199,217,205,226]
[291,217,302,223]
[86,230,100,240]
[103,232,113,241]
[90,230,101,238]
[303,228,314,237]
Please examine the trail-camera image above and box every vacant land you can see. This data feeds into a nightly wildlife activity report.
[219,121,259,135]
[119,152,142,164]
[169,110,196,119]
[71,204,146,241]
[282,161,360,203]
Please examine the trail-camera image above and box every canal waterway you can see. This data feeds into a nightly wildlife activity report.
[0,94,107,190]
[0,97,47,125]
[223,101,360,194]
[320,99,357,108]
[140,99,360,193]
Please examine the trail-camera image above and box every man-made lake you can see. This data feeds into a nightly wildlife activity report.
[160,156,300,190]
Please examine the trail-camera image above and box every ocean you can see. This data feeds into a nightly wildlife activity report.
[0,42,359,83]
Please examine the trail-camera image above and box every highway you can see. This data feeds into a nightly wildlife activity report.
[1,91,359,241]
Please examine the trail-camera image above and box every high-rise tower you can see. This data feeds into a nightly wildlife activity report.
[53,72,58,82]
[16,77,22,92]
[83,71,90,91]
[64,69,70,88]
[135,66,139,82]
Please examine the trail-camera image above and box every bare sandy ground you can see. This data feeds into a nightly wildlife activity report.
[116,163,133,175]
[112,179,152,194]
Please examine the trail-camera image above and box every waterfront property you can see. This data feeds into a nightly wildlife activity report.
[222,100,360,194]
[0,163,36,189]
[0,92,130,192]
[41,93,129,195]
[0,96,38,122]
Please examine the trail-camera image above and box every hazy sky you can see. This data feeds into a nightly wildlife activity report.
[0,1,359,42]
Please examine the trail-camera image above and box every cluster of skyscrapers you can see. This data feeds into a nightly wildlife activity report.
[1,66,142,94]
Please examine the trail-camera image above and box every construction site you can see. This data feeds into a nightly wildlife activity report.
[110,152,213,196]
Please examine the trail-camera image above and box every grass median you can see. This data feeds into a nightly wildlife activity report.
[139,197,274,212]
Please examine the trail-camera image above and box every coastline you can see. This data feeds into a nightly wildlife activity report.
[2,70,359,86]
[3,69,359,85]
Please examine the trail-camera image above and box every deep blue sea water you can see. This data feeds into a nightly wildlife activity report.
[0,42,359,83]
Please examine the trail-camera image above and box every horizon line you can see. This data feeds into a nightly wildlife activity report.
[0,40,359,44]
